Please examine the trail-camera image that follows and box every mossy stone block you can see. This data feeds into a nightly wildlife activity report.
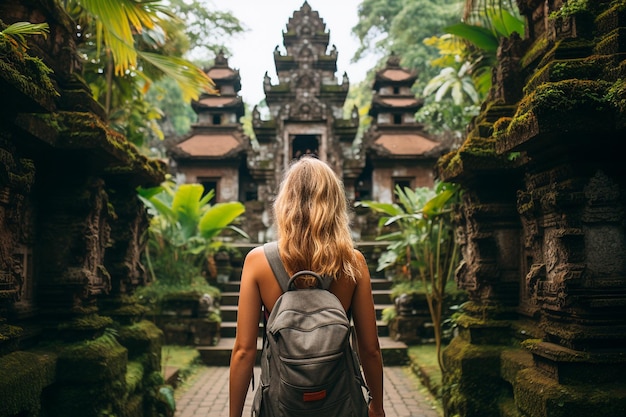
[56,335,127,383]
[0,351,56,417]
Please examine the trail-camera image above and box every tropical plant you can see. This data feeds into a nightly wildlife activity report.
[0,21,49,50]
[137,179,249,288]
[63,0,215,100]
[353,0,465,91]
[422,38,480,106]
[60,0,243,150]
[444,5,524,98]
[356,182,460,371]
[352,0,470,140]
[415,2,524,141]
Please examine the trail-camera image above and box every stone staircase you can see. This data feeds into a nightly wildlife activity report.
[197,276,408,366]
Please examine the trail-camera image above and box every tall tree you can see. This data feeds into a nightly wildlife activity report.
[61,0,243,151]
[144,0,246,150]
[165,0,245,59]
[353,0,464,90]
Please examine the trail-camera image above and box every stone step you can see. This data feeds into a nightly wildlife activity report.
[220,278,393,296]
[215,277,399,358]
[220,302,393,321]
[197,336,408,367]
[220,287,393,307]
[218,318,391,338]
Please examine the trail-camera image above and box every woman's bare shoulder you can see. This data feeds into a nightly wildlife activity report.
[241,246,272,275]
[244,245,266,261]
[352,248,367,264]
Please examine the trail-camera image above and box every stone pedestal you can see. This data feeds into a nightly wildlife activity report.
[154,294,221,346]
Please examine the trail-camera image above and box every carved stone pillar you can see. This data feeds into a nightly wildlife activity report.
[35,175,112,324]
[99,186,151,325]
[488,1,626,415]
[439,149,524,417]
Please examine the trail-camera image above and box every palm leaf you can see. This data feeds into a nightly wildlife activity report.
[445,22,499,52]
[0,21,49,37]
[435,79,454,102]
[422,189,457,217]
[76,0,173,75]
[486,7,524,37]
[199,189,216,208]
[0,22,49,49]
[172,184,203,238]
[139,52,216,101]
[396,186,416,213]
[139,194,176,224]
[355,201,403,216]
[227,225,251,240]
[198,202,246,240]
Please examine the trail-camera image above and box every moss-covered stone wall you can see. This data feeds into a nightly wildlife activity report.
[0,1,168,417]
[438,1,626,416]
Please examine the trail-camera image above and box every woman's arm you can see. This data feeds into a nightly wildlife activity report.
[229,248,264,417]
[351,251,385,417]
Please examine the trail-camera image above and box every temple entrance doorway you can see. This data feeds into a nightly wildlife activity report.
[291,134,319,159]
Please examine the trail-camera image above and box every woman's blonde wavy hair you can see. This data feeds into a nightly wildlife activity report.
[273,156,358,282]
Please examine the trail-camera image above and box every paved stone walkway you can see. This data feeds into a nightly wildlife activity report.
[175,366,442,417]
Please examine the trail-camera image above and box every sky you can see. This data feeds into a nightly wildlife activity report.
[218,0,379,106]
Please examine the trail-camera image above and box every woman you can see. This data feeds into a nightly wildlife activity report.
[229,156,385,417]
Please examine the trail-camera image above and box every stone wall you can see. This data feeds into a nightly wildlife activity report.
[438,1,626,416]
[0,1,168,416]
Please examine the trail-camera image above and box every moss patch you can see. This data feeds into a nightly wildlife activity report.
[117,320,164,368]
[56,333,127,383]
[0,351,57,417]
[515,367,626,417]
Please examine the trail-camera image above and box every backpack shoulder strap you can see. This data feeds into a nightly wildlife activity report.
[263,241,290,292]
[263,241,335,291]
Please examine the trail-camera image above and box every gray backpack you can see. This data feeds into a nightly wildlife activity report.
[251,242,370,417]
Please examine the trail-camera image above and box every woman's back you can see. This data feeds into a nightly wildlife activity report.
[229,157,385,417]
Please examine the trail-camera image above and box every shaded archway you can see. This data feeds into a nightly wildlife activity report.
[291,135,319,159]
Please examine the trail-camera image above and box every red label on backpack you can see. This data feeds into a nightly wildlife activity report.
[303,390,327,402]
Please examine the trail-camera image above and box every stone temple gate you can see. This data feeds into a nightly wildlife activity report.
[166,1,449,242]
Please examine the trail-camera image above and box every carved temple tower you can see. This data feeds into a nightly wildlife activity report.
[362,53,448,203]
[167,50,250,203]
[249,1,361,235]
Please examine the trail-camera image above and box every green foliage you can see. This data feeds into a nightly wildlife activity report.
[137,178,248,287]
[357,183,459,276]
[389,280,427,299]
[357,182,460,370]
[415,100,480,137]
[352,0,476,141]
[0,351,55,417]
[353,0,464,91]
[414,1,524,140]
[423,63,480,105]
[145,371,176,417]
[164,0,245,59]
[0,21,49,51]
[345,78,374,144]
[158,385,176,413]
[135,276,220,317]
[444,3,524,97]
[549,0,593,19]
[381,306,397,324]
[161,345,202,386]
[61,0,242,153]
